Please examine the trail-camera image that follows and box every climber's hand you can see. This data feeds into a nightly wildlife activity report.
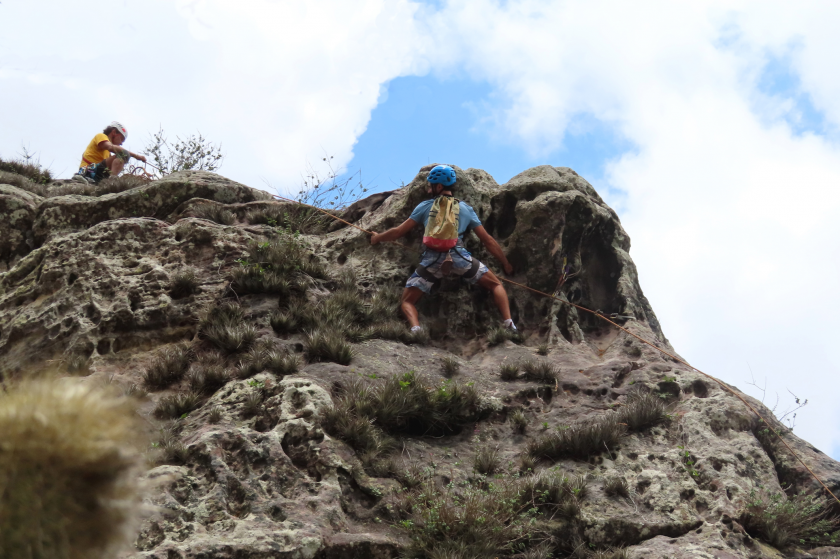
[370,233,381,245]
[503,262,514,275]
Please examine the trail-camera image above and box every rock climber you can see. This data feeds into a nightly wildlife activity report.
[370,164,517,333]
[73,121,146,184]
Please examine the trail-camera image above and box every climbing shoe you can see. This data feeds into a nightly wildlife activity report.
[502,319,517,331]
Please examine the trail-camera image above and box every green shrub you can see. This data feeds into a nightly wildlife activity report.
[741,490,840,548]
[142,343,192,389]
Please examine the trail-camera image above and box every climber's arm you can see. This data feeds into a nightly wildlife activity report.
[370,218,417,245]
[97,140,147,162]
[474,226,514,275]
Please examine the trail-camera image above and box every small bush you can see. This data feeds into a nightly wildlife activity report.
[153,392,201,419]
[499,363,520,381]
[536,343,550,356]
[169,269,199,299]
[199,303,257,353]
[510,409,528,434]
[603,476,630,498]
[741,490,840,548]
[526,416,626,461]
[305,329,354,365]
[192,204,235,225]
[521,359,559,384]
[617,390,666,431]
[145,128,225,175]
[231,265,294,295]
[441,356,460,377]
[142,344,192,389]
[519,470,588,510]
[473,446,501,475]
[245,204,326,234]
[519,453,537,474]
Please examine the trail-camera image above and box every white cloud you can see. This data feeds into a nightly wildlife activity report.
[2,0,840,454]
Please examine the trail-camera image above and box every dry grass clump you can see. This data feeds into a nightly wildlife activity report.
[238,341,300,377]
[242,391,263,417]
[153,392,201,419]
[270,309,299,334]
[521,359,559,384]
[199,302,257,353]
[616,390,666,431]
[154,425,189,465]
[473,446,501,475]
[499,362,520,381]
[487,326,523,346]
[441,356,460,377]
[0,155,52,185]
[526,416,626,461]
[173,221,214,244]
[142,343,192,389]
[208,406,224,424]
[94,174,147,194]
[0,378,145,559]
[232,236,325,294]
[603,476,630,498]
[186,353,230,395]
[740,490,840,548]
[245,204,326,233]
[0,170,47,196]
[519,470,589,509]
[304,328,354,365]
[509,408,528,434]
[536,343,550,356]
[169,269,200,299]
[192,203,235,225]
[323,372,482,464]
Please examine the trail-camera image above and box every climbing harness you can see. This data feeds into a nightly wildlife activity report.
[269,191,840,506]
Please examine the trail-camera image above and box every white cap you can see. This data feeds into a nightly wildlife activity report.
[109,121,128,140]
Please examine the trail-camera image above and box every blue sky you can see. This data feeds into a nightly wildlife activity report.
[338,75,633,197]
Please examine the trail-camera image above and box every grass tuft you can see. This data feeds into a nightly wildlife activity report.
[526,416,626,461]
[0,155,53,184]
[142,343,192,389]
[441,356,460,377]
[169,269,199,299]
[186,355,231,395]
[740,490,840,549]
[536,343,550,356]
[153,392,201,419]
[0,378,144,559]
[521,359,559,384]
[242,391,263,417]
[616,389,666,431]
[603,476,630,498]
[270,309,299,334]
[208,406,223,424]
[192,204,235,225]
[199,302,257,353]
[509,409,528,434]
[499,362,520,381]
[473,446,501,475]
[487,326,523,346]
[304,329,354,365]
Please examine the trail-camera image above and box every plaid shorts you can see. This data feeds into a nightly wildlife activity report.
[405,247,489,294]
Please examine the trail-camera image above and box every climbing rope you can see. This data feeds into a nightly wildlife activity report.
[270,193,840,505]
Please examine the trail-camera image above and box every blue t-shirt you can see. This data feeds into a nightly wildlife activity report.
[409,198,482,241]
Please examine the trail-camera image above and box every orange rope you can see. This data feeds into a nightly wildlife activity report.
[269,193,839,504]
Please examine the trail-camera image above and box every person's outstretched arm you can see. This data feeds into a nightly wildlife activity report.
[96,139,147,163]
[370,218,417,245]
[474,225,514,274]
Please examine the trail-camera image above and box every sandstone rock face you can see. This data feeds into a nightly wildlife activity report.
[1,166,838,559]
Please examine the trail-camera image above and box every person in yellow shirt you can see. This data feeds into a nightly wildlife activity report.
[73,121,147,184]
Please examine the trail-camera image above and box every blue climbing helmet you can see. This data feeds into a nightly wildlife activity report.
[427,165,457,187]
